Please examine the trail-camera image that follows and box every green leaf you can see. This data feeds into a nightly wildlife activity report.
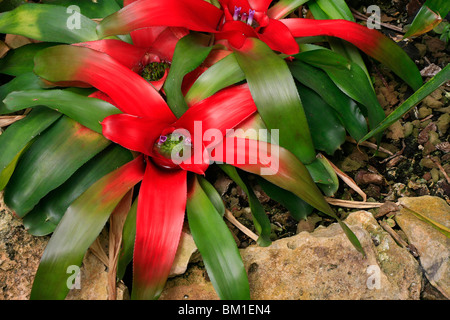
[256,176,313,221]
[23,145,133,236]
[308,0,373,85]
[41,0,121,19]
[219,165,272,247]
[0,72,47,114]
[4,89,122,133]
[404,0,450,38]
[311,0,355,21]
[296,48,385,141]
[0,0,26,12]
[0,143,29,191]
[197,176,225,217]
[305,155,339,197]
[360,64,450,143]
[268,0,309,19]
[187,176,250,300]
[0,43,56,76]
[289,60,368,140]
[3,116,110,217]
[234,37,316,164]
[164,33,213,118]
[30,156,145,300]
[117,197,138,280]
[185,52,245,106]
[298,83,346,156]
[0,3,99,43]
[0,107,61,190]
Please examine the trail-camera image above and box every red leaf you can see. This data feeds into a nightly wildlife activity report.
[258,18,298,54]
[174,84,257,145]
[132,160,187,300]
[73,39,147,71]
[97,0,223,38]
[248,0,273,11]
[101,113,172,155]
[34,45,176,121]
[281,18,423,89]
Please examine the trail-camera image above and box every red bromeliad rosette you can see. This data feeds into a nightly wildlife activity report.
[27,30,349,298]
[0,0,427,301]
[97,0,422,90]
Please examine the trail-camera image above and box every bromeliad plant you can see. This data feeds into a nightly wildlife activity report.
[0,0,434,300]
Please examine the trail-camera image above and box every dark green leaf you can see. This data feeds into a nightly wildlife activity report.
[296,48,385,141]
[234,37,316,164]
[0,0,26,12]
[187,176,250,300]
[289,60,368,140]
[0,72,47,114]
[164,33,213,118]
[4,116,110,217]
[4,89,121,133]
[0,107,61,190]
[0,43,56,76]
[298,83,346,156]
[185,52,245,105]
[23,145,133,236]
[197,176,225,217]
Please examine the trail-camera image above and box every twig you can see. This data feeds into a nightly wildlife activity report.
[325,197,383,208]
[351,8,405,33]
[379,220,419,257]
[346,136,394,156]
[379,220,408,247]
[224,209,259,242]
[380,141,406,164]
[429,157,450,184]
[0,115,26,128]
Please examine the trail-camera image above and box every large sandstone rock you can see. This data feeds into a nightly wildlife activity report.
[161,210,423,300]
[0,195,128,300]
[396,196,450,299]
[0,198,49,300]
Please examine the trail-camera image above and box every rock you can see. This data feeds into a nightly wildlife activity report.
[424,36,446,54]
[436,113,449,136]
[339,157,362,172]
[0,195,49,300]
[422,96,444,109]
[296,213,322,233]
[161,211,422,300]
[414,43,427,58]
[436,142,450,153]
[65,248,109,300]
[375,201,399,218]
[355,170,385,185]
[169,230,198,277]
[0,194,130,300]
[213,174,233,196]
[418,106,432,119]
[160,265,219,300]
[387,121,405,140]
[396,196,450,299]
